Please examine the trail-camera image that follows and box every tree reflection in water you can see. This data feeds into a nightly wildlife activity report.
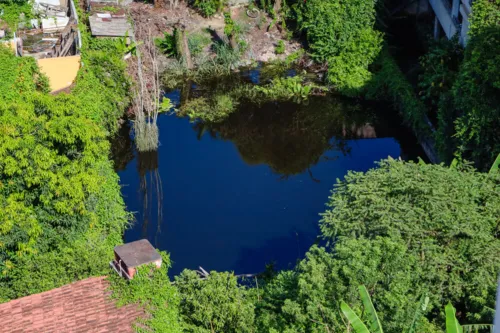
[192,95,390,179]
[137,150,163,246]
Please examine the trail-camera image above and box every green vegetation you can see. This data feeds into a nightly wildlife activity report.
[292,0,383,92]
[176,74,322,122]
[415,0,500,170]
[179,94,239,123]
[275,40,285,54]
[187,31,212,57]
[0,0,33,29]
[2,1,500,332]
[193,0,224,17]
[155,30,178,58]
[316,159,499,330]
[0,0,131,300]
[451,0,500,169]
[366,48,430,135]
[109,253,182,333]
[254,76,316,101]
[175,270,255,332]
[341,286,492,333]
[108,159,499,332]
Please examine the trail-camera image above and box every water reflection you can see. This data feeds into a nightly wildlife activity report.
[137,150,163,248]
[115,72,426,276]
[110,123,134,172]
[191,95,400,178]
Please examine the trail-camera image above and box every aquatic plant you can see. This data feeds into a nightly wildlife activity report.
[133,29,162,152]
[178,93,238,123]
[254,76,315,101]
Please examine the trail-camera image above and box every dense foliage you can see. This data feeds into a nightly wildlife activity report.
[175,270,255,332]
[0,23,130,300]
[416,0,500,169]
[109,159,499,333]
[292,0,383,93]
[366,48,430,135]
[0,0,33,29]
[110,253,182,333]
[451,0,500,169]
[255,159,499,332]
[193,0,224,17]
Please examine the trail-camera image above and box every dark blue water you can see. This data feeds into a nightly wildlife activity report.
[113,85,425,276]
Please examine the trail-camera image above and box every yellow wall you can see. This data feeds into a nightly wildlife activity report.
[0,39,17,52]
[37,55,81,92]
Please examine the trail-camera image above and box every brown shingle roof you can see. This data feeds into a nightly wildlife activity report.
[0,276,144,332]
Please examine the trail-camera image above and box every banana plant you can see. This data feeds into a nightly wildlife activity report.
[445,303,494,333]
[341,286,494,333]
[489,153,500,175]
[340,286,384,333]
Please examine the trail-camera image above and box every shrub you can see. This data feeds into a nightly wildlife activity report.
[254,76,315,101]
[193,0,223,17]
[175,270,256,332]
[450,0,500,169]
[275,40,285,54]
[257,159,500,333]
[0,4,130,301]
[109,253,182,333]
[155,31,178,57]
[319,159,500,330]
[293,0,383,93]
[187,31,211,57]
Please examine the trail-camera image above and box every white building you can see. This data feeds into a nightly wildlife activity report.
[429,0,473,45]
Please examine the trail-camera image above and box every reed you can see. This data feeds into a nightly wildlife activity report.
[132,26,162,152]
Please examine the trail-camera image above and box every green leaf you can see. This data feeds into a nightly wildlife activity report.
[408,295,429,333]
[489,153,500,174]
[445,303,462,333]
[358,285,383,333]
[450,158,458,169]
[462,324,493,333]
[341,301,370,333]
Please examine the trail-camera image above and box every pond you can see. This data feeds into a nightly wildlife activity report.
[113,70,426,276]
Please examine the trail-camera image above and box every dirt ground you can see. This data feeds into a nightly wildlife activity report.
[128,2,302,63]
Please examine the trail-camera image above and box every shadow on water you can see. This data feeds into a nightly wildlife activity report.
[113,68,427,276]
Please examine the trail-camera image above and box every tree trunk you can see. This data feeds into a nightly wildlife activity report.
[175,24,193,69]
[229,34,238,51]
[273,0,282,14]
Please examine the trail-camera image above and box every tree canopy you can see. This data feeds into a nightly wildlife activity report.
[255,159,500,332]
[292,0,383,93]
[0,40,130,300]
